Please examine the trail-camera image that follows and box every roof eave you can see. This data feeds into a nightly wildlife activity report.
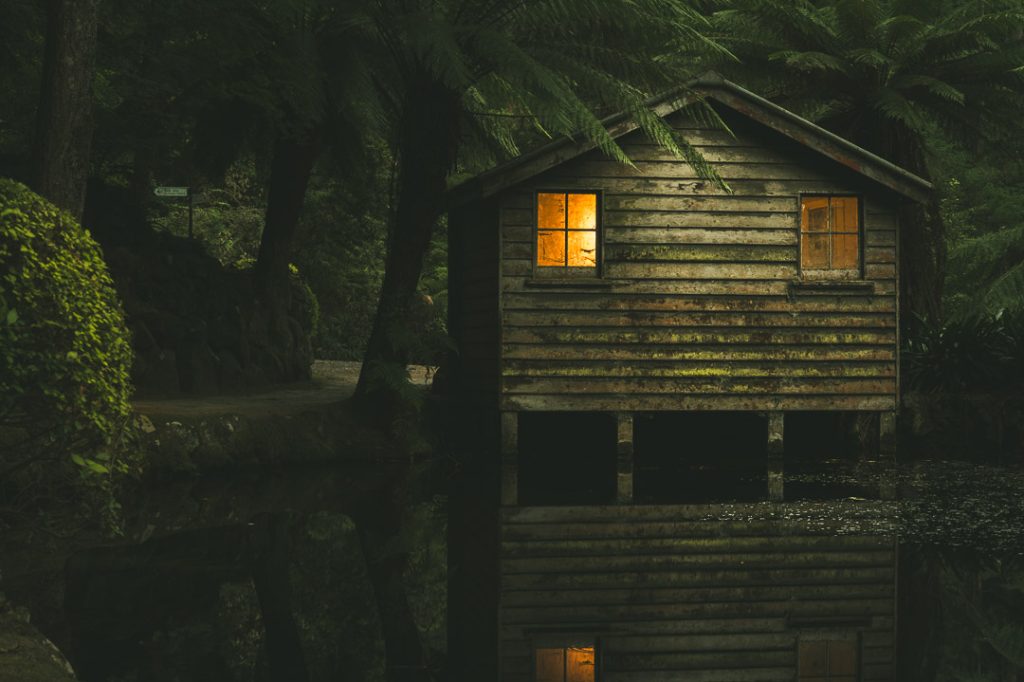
[692,75,933,203]
[449,72,933,207]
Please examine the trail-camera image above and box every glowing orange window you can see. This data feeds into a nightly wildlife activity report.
[536,192,598,269]
[536,646,595,682]
[801,196,860,276]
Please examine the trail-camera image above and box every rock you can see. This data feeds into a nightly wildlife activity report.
[176,335,221,395]
[217,351,246,391]
[132,348,180,396]
[100,229,315,396]
[0,597,78,682]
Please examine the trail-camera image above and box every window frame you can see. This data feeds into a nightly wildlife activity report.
[532,188,604,279]
[530,634,601,682]
[798,193,864,281]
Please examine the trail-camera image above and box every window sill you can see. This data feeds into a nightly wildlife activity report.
[789,279,875,294]
[525,278,614,288]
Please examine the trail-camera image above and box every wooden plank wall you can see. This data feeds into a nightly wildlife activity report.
[498,504,897,681]
[498,112,900,412]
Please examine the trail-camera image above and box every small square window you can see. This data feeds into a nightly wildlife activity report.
[536,191,599,271]
[534,644,596,682]
[800,195,861,279]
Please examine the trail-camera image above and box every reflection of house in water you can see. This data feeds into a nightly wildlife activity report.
[499,502,897,681]
[447,74,925,681]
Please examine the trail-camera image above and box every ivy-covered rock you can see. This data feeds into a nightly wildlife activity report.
[101,231,315,396]
[0,179,134,500]
[0,593,78,682]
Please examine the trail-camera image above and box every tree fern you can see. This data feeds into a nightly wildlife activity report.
[355,0,732,414]
[708,0,1024,329]
[946,224,1024,314]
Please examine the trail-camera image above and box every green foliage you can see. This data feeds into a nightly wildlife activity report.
[292,169,389,361]
[930,553,1024,681]
[402,495,447,658]
[939,139,1024,318]
[0,1,43,165]
[150,160,266,269]
[410,0,731,179]
[711,0,1024,328]
[904,311,1024,393]
[0,179,137,526]
[290,263,320,339]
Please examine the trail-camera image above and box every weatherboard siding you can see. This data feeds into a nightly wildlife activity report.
[497,115,899,412]
[497,504,897,681]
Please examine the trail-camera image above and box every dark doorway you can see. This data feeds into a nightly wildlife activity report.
[634,412,767,503]
[785,411,876,500]
[518,412,617,506]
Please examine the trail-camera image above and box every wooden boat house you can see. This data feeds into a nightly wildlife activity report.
[447,73,925,682]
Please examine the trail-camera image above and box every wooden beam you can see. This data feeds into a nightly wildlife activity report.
[767,412,784,502]
[501,412,518,506]
[616,412,635,504]
[879,411,896,456]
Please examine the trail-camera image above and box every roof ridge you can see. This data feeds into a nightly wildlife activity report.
[449,75,932,205]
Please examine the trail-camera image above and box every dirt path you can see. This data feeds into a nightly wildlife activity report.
[132,360,434,419]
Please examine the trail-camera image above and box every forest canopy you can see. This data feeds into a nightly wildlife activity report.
[1,0,1023,401]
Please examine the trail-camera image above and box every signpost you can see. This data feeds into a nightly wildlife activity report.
[153,186,188,197]
[153,186,194,238]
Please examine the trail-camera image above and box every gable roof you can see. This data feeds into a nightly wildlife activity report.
[449,72,933,205]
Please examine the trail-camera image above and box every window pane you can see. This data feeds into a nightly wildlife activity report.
[538,193,567,230]
[537,230,566,267]
[567,230,597,267]
[802,197,830,233]
[831,196,859,232]
[833,233,859,269]
[799,641,828,677]
[801,234,829,269]
[828,640,858,675]
[567,193,597,231]
[536,648,565,682]
[566,647,595,682]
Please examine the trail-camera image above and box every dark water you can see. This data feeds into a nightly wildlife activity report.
[797,458,1024,681]
[19,457,1024,681]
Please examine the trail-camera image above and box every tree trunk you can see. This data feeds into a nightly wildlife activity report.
[879,130,944,340]
[248,513,311,682]
[899,198,945,339]
[357,525,429,682]
[31,0,99,222]
[355,82,460,406]
[254,125,324,305]
[354,474,431,682]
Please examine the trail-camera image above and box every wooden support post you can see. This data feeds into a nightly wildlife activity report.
[879,410,897,500]
[501,411,518,506]
[879,411,897,456]
[616,412,634,504]
[767,412,784,502]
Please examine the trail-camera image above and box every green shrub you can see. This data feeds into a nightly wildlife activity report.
[904,311,1024,393]
[0,179,136,523]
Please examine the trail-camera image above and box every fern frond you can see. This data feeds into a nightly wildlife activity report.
[983,261,1024,313]
[768,50,849,74]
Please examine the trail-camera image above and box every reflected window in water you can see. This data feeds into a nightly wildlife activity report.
[798,638,858,681]
[535,646,595,682]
